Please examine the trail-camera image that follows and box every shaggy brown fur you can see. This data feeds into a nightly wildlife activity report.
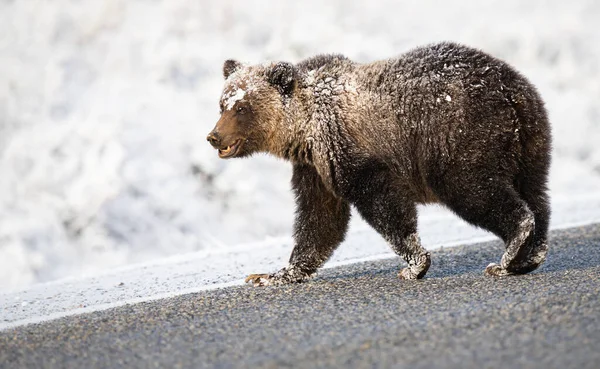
[207,42,551,286]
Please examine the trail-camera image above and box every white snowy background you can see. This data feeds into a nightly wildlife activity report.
[1,0,599,290]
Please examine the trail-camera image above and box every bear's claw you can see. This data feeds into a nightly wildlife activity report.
[244,273,273,287]
[484,263,513,276]
[398,267,420,280]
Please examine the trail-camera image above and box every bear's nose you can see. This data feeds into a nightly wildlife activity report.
[206,132,221,148]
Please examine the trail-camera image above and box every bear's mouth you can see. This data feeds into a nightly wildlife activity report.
[218,139,243,159]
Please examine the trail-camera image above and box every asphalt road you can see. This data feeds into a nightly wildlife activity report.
[1,224,599,369]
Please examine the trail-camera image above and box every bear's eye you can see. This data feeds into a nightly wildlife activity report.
[236,106,247,115]
[219,104,225,114]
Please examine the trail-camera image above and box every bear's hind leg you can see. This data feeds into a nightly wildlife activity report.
[348,165,430,280]
[509,172,551,274]
[484,207,536,277]
[437,180,536,276]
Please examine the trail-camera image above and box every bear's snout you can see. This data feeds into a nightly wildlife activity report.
[206,131,221,148]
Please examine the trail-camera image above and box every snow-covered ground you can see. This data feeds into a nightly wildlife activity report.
[1,0,599,290]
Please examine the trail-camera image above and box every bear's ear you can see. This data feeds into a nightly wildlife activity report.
[223,59,242,79]
[266,62,297,97]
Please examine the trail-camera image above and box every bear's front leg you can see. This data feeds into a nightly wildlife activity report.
[245,163,350,287]
[347,162,431,280]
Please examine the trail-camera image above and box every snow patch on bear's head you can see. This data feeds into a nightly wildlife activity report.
[219,66,264,112]
[223,88,246,110]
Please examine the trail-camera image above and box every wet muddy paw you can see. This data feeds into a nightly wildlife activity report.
[398,267,420,280]
[484,263,513,276]
[398,252,430,280]
[245,266,313,287]
[244,273,274,287]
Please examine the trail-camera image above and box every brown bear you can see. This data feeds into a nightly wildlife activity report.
[207,42,551,286]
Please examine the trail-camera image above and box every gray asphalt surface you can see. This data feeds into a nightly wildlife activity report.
[1,224,599,369]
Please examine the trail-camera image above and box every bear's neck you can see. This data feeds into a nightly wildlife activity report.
[263,92,315,164]
[271,110,313,164]
[268,80,355,170]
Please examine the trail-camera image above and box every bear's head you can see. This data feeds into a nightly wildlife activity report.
[207,59,298,159]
